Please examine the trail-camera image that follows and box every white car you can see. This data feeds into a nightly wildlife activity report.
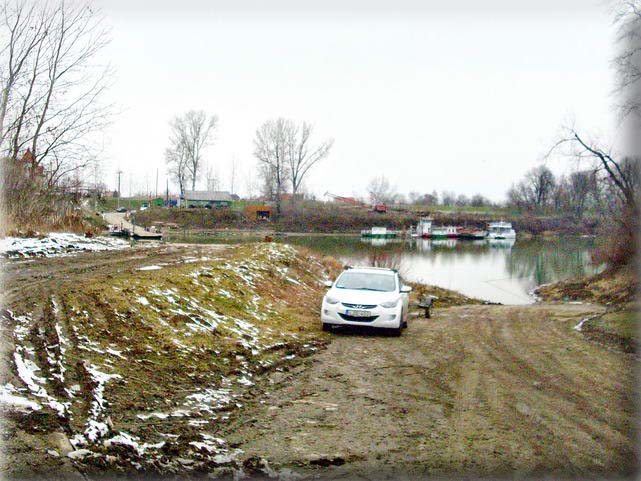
[321,266,411,336]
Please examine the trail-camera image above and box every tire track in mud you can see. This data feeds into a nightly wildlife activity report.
[222,303,637,479]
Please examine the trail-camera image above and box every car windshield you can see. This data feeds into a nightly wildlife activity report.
[335,271,396,292]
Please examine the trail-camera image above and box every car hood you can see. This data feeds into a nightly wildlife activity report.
[327,288,399,305]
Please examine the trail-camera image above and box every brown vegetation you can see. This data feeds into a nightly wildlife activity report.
[535,264,638,305]
[133,203,600,235]
[1,156,97,236]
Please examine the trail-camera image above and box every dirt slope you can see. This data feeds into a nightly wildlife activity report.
[1,242,636,480]
[0,242,343,479]
[222,303,637,480]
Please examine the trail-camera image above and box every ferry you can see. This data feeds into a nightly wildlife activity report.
[487,221,516,239]
[458,227,487,240]
[360,226,398,239]
[431,225,458,239]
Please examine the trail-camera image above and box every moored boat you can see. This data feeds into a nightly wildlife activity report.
[431,225,458,239]
[360,226,398,239]
[132,232,163,240]
[486,221,516,239]
[417,217,433,238]
[458,227,487,240]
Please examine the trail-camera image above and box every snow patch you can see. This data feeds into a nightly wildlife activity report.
[137,265,162,271]
[0,233,129,259]
[0,383,41,411]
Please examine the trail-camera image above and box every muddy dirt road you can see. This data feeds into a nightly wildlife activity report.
[1,243,637,480]
[222,303,637,479]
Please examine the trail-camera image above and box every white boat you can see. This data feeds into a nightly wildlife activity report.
[487,221,516,239]
[417,217,433,238]
[360,226,398,238]
[431,225,458,239]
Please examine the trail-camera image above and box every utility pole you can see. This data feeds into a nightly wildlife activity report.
[116,169,123,209]
[155,168,159,198]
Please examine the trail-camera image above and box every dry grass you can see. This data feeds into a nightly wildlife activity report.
[1,242,343,477]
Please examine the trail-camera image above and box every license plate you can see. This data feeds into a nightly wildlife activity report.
[345,309,370,317]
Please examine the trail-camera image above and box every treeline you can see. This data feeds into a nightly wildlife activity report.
[363,175,496,208]
[506,165,603,219]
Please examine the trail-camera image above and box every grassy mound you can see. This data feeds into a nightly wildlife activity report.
[1,243,342,477]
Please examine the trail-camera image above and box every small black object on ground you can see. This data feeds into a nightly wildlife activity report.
[418,295,434,318]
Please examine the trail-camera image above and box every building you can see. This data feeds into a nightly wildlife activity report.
[179,190,233,208]
[245,205,273,220]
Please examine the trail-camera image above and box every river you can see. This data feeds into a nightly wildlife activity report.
[276,235,603,305]
[166,233,603,305]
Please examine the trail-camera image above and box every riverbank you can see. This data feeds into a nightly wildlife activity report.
[535,265,639,352]
[132,203,601,236]
[1,240,636,479]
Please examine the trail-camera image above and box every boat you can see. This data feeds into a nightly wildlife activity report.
[132,232,163,240]
[417,217,433,238]
[458,227,487,240]
[109,225,130,238]
[430,225,458,239]
[486,221,516,239]
[360,226,398,239]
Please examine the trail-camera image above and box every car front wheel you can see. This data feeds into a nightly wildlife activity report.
[388,325,402,337]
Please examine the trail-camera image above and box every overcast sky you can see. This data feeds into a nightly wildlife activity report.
[95,0,618,202]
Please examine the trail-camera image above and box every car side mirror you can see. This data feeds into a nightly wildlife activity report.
[400,286,412,293]
[323,280,333,288]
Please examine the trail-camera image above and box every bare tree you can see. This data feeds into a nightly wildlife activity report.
[527,165,556,209]
[562,170,599,220]
[229,156,237,195]
[546,127,640,264]
[253,118,290,213]
[1,0,113,186]
[549,128,637,215]
[367,175,395,204]
[244,165,259,200]
[440,190,455,207]
[470,193,490,207]
[612,0,641,120]
[285,122,333,200]
[0,1,47,149]
[169,110,218,191]
[205,161,220,191]
[506,165,556,212]
[165,144,189,196]
[455,194,469,207]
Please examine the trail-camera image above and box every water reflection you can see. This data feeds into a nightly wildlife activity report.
[281,235,602,305]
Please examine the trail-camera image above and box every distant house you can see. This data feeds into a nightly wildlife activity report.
[245,205,273,220]
[179,190,233,208]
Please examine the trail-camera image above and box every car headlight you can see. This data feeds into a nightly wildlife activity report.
[324,296,339,305]
[380,299,400,308]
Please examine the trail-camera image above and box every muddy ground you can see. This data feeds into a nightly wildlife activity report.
[1,242,638,480]
[223,303,637,480]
